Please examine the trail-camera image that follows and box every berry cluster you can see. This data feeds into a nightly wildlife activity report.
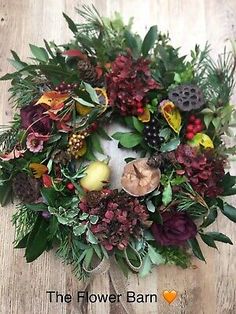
[54,81,78,93]
[185,114,204,140]
[143,117,164,148]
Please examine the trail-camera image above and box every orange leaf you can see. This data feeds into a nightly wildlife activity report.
[29,163,48,178]
[35,91,69,108]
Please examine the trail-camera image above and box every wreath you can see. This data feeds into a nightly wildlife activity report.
[1,6,236,280]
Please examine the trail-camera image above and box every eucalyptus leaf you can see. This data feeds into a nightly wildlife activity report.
[187,238,206,262]
[86,229,98,244]
[205,232,233,244]
[146,200,155,213]
[139,255,152,277]
[29,44,49,62]
[148,245,165,265]
[221,202,236,222]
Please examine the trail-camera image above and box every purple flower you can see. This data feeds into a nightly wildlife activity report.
[20,103,52,134]
[151,211,197,246]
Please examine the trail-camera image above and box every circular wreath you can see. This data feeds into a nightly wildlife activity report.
[1,6,236,280]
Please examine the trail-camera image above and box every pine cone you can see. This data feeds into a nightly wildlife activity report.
[77,60,98,86]
[147,153,164,168]
[86,191,104,207]
[51,149,71,165]
[13,172,41,203]
[168,84,205,111]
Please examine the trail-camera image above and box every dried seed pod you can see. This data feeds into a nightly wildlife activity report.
[121,158,161,196]
[168,84,205,111]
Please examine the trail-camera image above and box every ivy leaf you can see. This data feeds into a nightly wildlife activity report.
[187,238,206,262]
[199,233,218,249]
[205,232,233,245]
[29,44,49,62]
[220,202,236,222]
[73,224,87,236]
[86,229,98,244]
[162,183,172,206]
[160,138,180,152]
[25,216,49,262]
[62,12,77,34]
[142,25,158,57]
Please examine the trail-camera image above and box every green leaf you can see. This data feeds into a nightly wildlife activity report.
[201,207,218,228]
[148,245,165,265]
[40,187,58,207]
[146,200,155,213]
[112,132,143,148]
[83,247,94,268]
[73,224,87,236]
[160,138,180,152]
[96,128,111,140]
[142,25,158,57]
[72,96,95,107]
[25,216,49,262]
[187,238,206,262]
[221,202,236,222]
[139,255,152,277]
[124,30,140,58]
[90,133,104,154]
[25,203,48,212]
[86,229,98,244]
[8,59,27,71]
[14,232,30,249]
[83,82,100,104]
[132,117,144,133]
[63,12,77,34]
[162,183,172,206]
[204,114,213,128]
[29,44,49,62]
[205,232,233,244]
[10,50,21,61]
[48,216,59,240]
[199,233,218,249]
[0,182,12,206]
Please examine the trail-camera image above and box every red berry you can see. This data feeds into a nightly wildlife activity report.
[186,132,194,140]
[194,118,202,125]
[137,108,144,115]
[195,124,203,133]
[189,115,196,122]
[187,124,194,132]
[66,182,75,191]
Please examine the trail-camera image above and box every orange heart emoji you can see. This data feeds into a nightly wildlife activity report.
[162,290,177,304]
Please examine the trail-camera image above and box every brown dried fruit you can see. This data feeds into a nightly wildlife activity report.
[121,158,161,196]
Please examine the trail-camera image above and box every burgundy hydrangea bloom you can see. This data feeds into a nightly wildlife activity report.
[79,189,148,251]
[151,211,197,246]
[20,103,52,134]
[106,55,160,116]
[175,144,225,197]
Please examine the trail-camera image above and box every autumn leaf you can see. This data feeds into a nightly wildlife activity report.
[160,100,182,134]
[35,91,69,108]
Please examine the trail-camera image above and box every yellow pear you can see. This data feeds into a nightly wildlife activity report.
[80,161,111,191]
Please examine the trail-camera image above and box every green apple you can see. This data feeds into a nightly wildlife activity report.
[80,161,111,191]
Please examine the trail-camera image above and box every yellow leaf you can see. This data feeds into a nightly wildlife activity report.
[29,163,48,178]
[138,107,150,123]
[35,91,69,107]
[188,133,214,149]
[76,103,92,116]
[160,100,182,133]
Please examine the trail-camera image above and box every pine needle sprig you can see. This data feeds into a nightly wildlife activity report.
[0,127,19,152]
[12,203,37,244]
[193,46,236,105]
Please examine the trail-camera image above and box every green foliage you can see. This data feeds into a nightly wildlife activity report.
[159,245,191,268]
[112,132,143,148]
[188,237,206,262]
[142,26,158,57]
